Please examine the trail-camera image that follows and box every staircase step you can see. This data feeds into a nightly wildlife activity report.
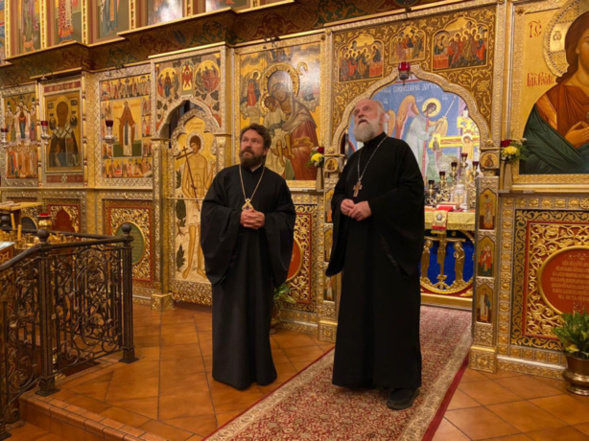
[19,391,167,441]
[4,420,67,441]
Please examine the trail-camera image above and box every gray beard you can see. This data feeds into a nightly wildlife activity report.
[240,152,265,169]
[354,120,378,143]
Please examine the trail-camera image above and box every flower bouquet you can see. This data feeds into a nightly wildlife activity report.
[307,146,325,167]
[500,138,528,163]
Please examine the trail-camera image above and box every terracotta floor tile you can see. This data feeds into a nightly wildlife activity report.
[198,334,213,356]
[481,369,525,380]
[68,372,113,401]
[496,375,564,400]
[159,391,215,419]
[575,421,589,436]
[202,354,213,372]
[461,368,490,383]
[533,376,569,394]
[109,397,159,419]
[160,322,198,335]
[160,357,206,377]
[283,345,325,364]
[526,426,589,441]
[105,361,160,402]
[459,380,521,405]
[2,422,59,441]
[271,347,290,364]
[530,395,589,425]
[318,343,335,352]
[139,419,193,441]
[445,407,519,439]
[64,394,112,414]
[216,410,242,427]
[487,401,566,432]
[160,372,209,396]
[161,344,201,360]
[210,384,264,414]
[99,406,150,427]
[291,360,317,371]
[431,419,470,441]
[135,346,161,361]
[272,331,319,348]
[186,435,204,441]
[135,334,162,348]
[447,389,481,410]
[160,332,199,346]
[162,415,218,436]
[479,435,533,440]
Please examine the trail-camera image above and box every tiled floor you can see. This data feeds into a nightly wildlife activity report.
[433,366,589,440]
[10,303,589,440]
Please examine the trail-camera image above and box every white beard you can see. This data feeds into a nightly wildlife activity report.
[354,118,379,143]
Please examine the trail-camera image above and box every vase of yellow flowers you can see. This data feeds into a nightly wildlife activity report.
[500,139,527,191]
[307,146,325,191]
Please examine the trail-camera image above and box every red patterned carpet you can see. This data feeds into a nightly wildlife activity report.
[205,306,472,441]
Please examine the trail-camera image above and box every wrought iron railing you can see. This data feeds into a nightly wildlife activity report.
[0,223,136,440]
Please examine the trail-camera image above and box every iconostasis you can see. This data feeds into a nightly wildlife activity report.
[1,0,587,362]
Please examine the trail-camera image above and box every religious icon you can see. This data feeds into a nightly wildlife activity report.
[390,25,426,64]
[100,73,151,179]
[240,42,321,182]
[520,11,589,175]
[54,0,81,43]
[97,0,129,41]
[477,238,494,277]
[360,80,481,184]
[20,0,41,53]
[479,190,496,230]
[432,18,488,71]
[147,0,183,26]
[205,0,247,12]
[338,33,384,82]
[45,95,81,171]
[476,285,492,323]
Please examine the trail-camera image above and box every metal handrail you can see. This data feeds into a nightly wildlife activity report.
[0,224,136,440]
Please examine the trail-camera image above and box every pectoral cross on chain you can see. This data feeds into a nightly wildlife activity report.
[242,198,254,210]
[353,179,362,197]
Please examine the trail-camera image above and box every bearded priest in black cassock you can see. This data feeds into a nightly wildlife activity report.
[200,123,296,390]
[327,98,424,410]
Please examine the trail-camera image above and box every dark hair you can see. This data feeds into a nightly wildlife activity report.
[240,123,271,150]
[189,135,201,150]
[558,11,589,84]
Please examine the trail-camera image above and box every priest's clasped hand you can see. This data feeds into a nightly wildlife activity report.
[340,199,372,221]
[240,208,265,229]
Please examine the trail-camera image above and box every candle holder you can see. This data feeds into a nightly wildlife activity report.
[0,127,8,149]
[438,171,451,202]
[104,119,115,144]
[460,153,469,184]
[40,121,51,146]
[398,62,411,84]
[425,179,437,206]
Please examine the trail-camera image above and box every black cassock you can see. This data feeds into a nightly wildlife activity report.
[200,164,295,390]
[327,132,424,390]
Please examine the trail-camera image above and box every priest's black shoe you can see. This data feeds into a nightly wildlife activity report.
[387,387,419,410]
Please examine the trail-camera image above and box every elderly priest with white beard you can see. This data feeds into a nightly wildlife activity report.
[327,98,425,410]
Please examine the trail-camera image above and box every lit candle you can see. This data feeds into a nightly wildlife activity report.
[105,120,114,128]
[461,153,468,160]
[41,120,48,128]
